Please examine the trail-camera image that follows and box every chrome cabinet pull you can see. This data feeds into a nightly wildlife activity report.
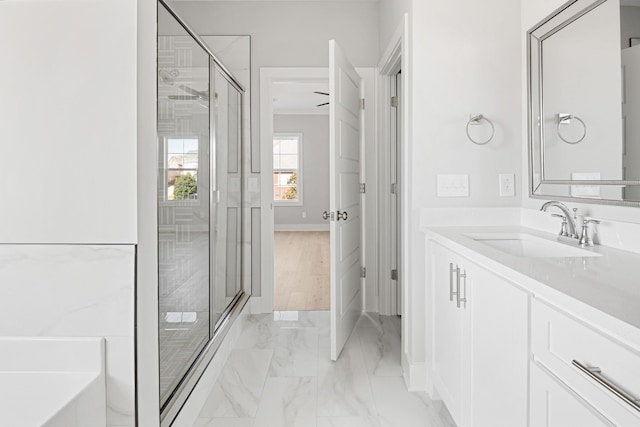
[449,263,457,302]
[458,269,467,309]
[322,211,330,221]
[336,210,348,221]
[572,360,640,412]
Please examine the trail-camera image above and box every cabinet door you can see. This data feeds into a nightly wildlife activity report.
[467,265,529,427]
[431,243,464,424]
[530,361,614,427]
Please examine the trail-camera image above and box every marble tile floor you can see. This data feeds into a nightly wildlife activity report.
[193,311,456,427]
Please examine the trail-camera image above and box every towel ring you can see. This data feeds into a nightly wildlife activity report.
[557,113,587,144]
[466,114,494,145]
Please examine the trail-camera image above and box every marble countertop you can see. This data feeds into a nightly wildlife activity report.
[424,226,640,340]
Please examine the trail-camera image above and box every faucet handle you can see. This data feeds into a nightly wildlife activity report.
[579,219,600,247]
[551,214,569,237]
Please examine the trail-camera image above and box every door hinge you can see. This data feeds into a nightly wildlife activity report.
[391,183,397,194]
[391,96,398,108]
[360,98,365,110]
[360,183,366,194]
[361,266,367,278]
[391,269,398,280]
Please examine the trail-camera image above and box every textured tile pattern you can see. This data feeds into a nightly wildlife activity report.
[194,311,456,427]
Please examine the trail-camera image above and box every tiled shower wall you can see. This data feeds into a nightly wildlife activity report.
[0,244,136,427]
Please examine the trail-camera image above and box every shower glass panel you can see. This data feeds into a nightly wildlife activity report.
[157,7,211,404]
[211,69,243,325]
[157,1,248,418]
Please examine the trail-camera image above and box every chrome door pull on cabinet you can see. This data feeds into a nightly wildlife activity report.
[337,211,348,221]
[449,263,457,302]
[322,211,330,221]
[457,269,467,309]
[572,360,640,412]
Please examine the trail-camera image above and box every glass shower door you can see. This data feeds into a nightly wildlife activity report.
[157,13,211,405]
[211,69,244,326]
[157,2,248,420]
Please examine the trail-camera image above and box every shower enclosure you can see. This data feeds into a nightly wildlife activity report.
[157,1,249,423]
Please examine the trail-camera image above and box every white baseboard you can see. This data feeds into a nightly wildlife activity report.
[402,352,427,392]
[274,224,329,232]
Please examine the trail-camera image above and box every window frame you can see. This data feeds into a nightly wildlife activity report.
[161,136,202,205]
[272,132,303,206]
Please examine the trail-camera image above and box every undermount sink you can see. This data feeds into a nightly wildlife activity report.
[465,232,602,258]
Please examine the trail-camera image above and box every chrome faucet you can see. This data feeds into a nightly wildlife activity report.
[540,201,578,238]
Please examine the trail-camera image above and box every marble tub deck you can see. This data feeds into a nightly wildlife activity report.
[194,311,456,427]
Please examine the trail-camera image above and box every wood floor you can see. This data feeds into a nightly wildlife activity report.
[274,231,330,311]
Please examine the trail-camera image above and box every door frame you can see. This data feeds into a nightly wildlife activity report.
[378,15,410,319]
[254,66,378,315]
[254,67,330,314]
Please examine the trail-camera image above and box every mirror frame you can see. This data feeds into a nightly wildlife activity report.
[527,0,640,207]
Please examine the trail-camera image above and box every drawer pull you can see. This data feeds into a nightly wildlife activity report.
[449,263,457,302]
[572,360,640,412]
[457,269,467,309]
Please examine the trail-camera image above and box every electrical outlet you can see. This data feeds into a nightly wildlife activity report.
[302,211,307,219]
[499,174,515,197]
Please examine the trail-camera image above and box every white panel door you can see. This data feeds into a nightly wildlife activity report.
[329,40,363,361]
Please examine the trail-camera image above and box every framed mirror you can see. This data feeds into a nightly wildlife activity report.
[528,0,640,206]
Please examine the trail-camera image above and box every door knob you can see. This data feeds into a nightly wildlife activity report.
[322,211,330,221]
[337,211,348,221]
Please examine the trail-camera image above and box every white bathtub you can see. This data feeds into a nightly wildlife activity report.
[0,337,106,426]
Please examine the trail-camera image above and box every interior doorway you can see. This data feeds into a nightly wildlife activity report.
[267,73,332,312]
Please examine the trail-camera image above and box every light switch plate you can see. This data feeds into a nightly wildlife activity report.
[437,174,469,197]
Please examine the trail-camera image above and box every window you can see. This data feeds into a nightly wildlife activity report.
[273,133,302,204]
[166,138,199,201]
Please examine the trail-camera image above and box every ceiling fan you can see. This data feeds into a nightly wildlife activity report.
[314,91,329,107]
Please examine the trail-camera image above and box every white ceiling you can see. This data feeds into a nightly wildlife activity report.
[272,81,329,115]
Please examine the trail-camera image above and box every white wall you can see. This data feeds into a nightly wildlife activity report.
[0,2,140,426]
[136,0,161,424]
[404,0,522,391]
[0,0,137,244]
[378,0,412,56]
[274,114,330,228]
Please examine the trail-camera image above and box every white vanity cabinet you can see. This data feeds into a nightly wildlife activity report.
[530,299,640,426]
[429,240,529,427]
[530,361,615,427]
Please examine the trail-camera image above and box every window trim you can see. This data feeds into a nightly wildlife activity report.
[273,132,303,206]
[161,136,202,205]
